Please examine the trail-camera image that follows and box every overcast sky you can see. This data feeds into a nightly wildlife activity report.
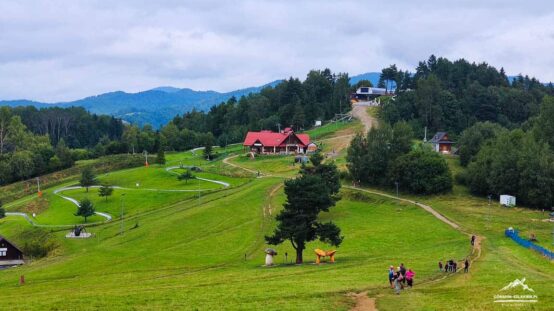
[1,0,553,102]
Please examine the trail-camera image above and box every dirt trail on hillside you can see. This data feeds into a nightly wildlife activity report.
[349,292,377,311]
[351,104,377,133]
[265,183,282,217]
[345,186,483,310]
[344,187,459,230]
[222,155,259,176]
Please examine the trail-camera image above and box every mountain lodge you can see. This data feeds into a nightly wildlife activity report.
[243,128,311,154]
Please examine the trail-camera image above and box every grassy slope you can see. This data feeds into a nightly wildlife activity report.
[224,118,554,310]
[1,119,552,310]
[0,177,467,310]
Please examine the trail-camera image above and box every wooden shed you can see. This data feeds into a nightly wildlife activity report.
[0,235,24,266]
[430,132,454,154]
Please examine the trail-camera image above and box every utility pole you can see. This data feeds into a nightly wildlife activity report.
[36,177,42,197]
[487,194,492,230]
[120,193,126,236]
[143,150,149,166]
[198,153,201,202]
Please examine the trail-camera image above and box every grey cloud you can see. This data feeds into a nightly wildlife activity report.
[0,0,553,102]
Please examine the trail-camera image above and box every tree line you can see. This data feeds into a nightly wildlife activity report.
[457,96,554,209]
[0,106,75,185]
[11,106,123,148]
[163,68,351,151]
[346,122,453,195]
[368,55,554,209]
[379,55,554,137]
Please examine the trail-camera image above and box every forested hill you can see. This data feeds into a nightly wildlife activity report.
[0,80,282,128]
[0,72,385,129]
[379,55,554,137]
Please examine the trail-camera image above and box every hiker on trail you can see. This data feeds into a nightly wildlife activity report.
[452,261,458,272]
[406,269,415,287]
[471,235,476,246]
[438,260,443,272]
[444,261,449,272]
[388,266,395,288]
[393,269,403,294]
[464,259,469,273]
[399,263,407,285]
[448,259,454,272]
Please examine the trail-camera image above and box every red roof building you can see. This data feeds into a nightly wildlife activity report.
[243,128,310,154]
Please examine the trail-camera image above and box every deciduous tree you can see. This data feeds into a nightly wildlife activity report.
[178,169,195,184]
[98,183,114,202]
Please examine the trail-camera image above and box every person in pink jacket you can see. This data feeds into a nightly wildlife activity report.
[405,269,415,287]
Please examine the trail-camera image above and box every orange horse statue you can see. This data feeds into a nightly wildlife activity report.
[314,249,337,264]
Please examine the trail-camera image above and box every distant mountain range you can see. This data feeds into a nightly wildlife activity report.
[4,71,547,128]
[349,72,382,86]
[0,80,282,128]
[0,72,383,128]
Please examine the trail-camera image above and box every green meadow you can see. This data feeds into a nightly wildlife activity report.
[0,121,552,310]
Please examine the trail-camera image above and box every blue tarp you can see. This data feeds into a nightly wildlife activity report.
[505,229,554,260]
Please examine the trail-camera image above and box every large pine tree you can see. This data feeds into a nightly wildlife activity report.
[266,154,343,264]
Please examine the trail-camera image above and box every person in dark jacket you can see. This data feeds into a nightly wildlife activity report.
[399,263,407,284]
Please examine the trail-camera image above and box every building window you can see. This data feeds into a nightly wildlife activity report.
[0,248,7,256]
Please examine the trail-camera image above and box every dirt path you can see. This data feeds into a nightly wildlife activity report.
[344,186,459,230]
[222,154,260,176]
[265,183,282,217]
[351,104,377,133]
[345,186,483,310]
[349,292,377,311]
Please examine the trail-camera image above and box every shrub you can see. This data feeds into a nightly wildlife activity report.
[19,229,58,259]
[454,170,469,186]
[388,146,453,194]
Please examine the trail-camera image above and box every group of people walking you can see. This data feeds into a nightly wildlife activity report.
[389,236,475,295]
[438,259,469,273]
[388,263,415,294]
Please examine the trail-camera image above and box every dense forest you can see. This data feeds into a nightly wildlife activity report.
[10,106,124,148]
[348,55,554,209]
[380,55,554,137]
